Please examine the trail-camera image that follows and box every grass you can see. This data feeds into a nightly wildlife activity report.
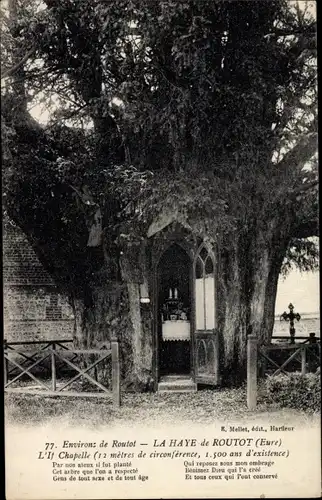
[5,384,319,430]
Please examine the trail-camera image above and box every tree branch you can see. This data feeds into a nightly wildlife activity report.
[1,45,36,80]
[265,24,316,38]
[291,180,319,198]
[276,118,318,174]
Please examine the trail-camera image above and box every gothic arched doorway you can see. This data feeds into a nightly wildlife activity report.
[157,244,192,375]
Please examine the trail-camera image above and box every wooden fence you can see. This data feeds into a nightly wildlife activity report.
[3,339,121,406]
[247,333,320,410]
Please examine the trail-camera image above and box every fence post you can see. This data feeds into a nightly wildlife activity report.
[51,342,57,391]
[260,352,267,379]
[309,332,316,344]
[301,346,307,375]
[308,333,316,372]
[247,334,258,410]
[111,338,120,407]
[4,339,8,387]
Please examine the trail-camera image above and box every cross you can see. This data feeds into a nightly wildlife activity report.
[280,303,301,344]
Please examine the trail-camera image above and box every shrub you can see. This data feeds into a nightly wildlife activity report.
[264,370,321,412]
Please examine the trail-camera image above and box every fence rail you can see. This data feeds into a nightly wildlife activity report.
[247,334,320,410]
[271,332,319,344]
[3,339,120,406]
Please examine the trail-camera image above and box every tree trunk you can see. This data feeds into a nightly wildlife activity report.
[218,227,286,385]
[69,276,153,390]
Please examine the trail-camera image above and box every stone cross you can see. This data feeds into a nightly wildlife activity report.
[280,303,301,344]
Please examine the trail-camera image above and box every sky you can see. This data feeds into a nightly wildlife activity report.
[275,269,319,314]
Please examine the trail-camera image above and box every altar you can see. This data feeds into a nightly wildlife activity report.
[162,320,190,341]
[161,287,191,341]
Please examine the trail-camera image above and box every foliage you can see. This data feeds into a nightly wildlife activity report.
[264,370,321,412]
[2,1,317,239]
[281,236,319,275]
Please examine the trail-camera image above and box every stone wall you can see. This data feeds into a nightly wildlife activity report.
[272,313,320,339]
[3,225,74,342]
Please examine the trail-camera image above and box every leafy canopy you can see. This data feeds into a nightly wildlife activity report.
[1,0,318,279]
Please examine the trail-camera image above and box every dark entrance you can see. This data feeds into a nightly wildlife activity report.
[157,244,191,375]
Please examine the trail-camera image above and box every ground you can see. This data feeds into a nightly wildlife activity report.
[4,386,319,429]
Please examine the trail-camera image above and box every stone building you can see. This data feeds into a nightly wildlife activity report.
[3,224,74,343]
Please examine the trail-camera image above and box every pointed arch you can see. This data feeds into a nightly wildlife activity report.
[194,243,216,331]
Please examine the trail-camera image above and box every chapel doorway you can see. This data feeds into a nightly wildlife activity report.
[157,244,191,375]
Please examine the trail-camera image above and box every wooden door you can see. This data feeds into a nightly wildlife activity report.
[193,244,220,385]
[194,330,220,384]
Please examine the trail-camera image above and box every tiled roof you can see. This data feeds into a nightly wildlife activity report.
[3,227,55,286]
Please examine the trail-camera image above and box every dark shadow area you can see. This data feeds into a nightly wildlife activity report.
[158,244,191,375]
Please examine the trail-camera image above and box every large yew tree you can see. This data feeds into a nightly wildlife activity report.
[2,0,318,385]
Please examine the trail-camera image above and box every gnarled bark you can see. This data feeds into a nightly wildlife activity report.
[218,223,287,384]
